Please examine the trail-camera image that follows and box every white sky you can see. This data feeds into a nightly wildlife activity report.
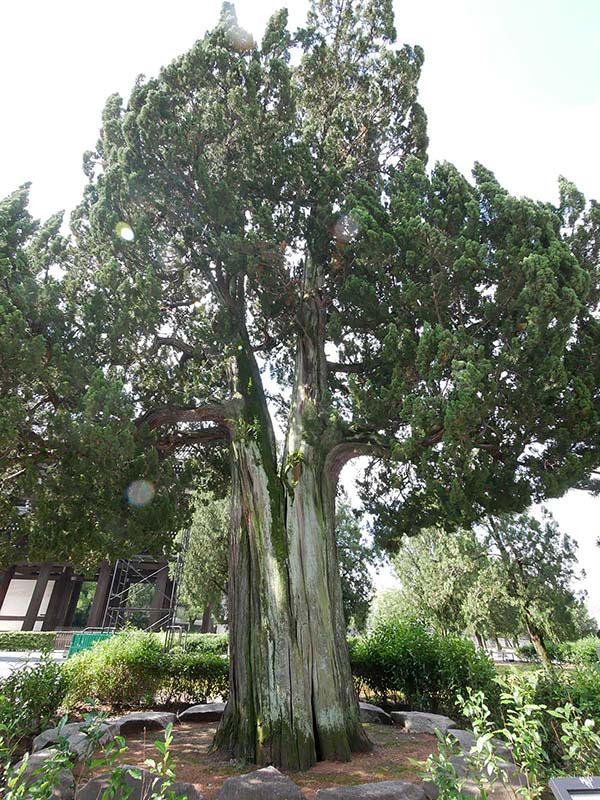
[1,0,599,620]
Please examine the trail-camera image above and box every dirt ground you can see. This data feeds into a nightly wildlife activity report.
[77,722,438,799]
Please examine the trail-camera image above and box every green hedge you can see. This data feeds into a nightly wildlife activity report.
[62,624,501,719]
[184,633,229,655]
[559,636,599,665]
[62,630,229,709]
[350,620,499,720]
[0,631,56,651]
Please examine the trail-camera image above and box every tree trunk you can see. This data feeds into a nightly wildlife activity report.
[526,620,552,669]
[213,436,370,769]
[213,329,370,769]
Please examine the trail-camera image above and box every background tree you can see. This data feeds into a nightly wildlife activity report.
[0,186,193,569]
[334,498,379,632]
[483,512,585,667]
[389,513,588,664]
[177,489,229,630]
[4,0,600,770]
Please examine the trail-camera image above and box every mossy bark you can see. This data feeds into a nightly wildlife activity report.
[213,339,371,770]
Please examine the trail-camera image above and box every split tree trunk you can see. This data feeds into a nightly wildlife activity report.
[213,312,370,769]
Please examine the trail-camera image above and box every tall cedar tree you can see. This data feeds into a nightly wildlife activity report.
[3,0,600,770]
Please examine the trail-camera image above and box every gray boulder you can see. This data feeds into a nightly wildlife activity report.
[114,711,177,734]
[78,765,201,800]
[15,749,75,799]
[390,711,456,734]
[424,754,525,800]
[316,780,426,800]
[179,701,226,723]
[33,720,117,752]
[217,766,304,800]
[447,729,513,763]
[358,702,392,725]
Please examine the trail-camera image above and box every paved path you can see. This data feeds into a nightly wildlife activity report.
[0,650,66,679]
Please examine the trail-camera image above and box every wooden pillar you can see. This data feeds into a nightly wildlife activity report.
[87,561,112,628]
[22,564,52,631]
[149,565,169,629]
[42,567,73,631]
[64,578,83,628]
[0,566,16,614]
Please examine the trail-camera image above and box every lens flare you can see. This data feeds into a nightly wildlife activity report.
[126,479,155,508]
[115,221,135,242]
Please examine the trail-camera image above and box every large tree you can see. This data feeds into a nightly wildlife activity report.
[389,516,589,656]
[4,0,600,770]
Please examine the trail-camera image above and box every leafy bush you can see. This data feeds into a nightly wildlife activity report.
[559,636,599,665]
[157,650,229,704]
[350,620,498,720]
[533,664,600,723]
[63,629,166,709]
[0,655,66,761]
[0,632,56,652]
[184,633,228,656]
[63,630,229,709]
[515,641,562,663]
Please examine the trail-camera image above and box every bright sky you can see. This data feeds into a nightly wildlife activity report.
[1,0,599,619]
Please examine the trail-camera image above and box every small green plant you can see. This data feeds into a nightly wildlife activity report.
[547,703,600,775]
[0,654,66,765]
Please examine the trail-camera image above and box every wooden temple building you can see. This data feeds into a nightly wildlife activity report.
[0,555,180,633]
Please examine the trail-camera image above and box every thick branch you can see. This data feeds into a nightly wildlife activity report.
[325,439,389,484]
[326,359,381,374]
[136,401,238,435]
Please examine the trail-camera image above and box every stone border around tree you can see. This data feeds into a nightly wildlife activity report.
[19,704,522,800]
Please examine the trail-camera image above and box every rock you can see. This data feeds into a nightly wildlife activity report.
[114,711,177,734]
[447,728,476,751]
[33,720,117,752]
[179,701,226,723]
[424,754,526,800]
[390,711,456,735]
[316,780,426,800]
[78,765,201,800]
[447,728,513,764]
[15,749,75,799]
[358,702,392,725]
[217,766,304,800]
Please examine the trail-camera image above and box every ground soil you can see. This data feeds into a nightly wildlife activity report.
[75,722,438,799]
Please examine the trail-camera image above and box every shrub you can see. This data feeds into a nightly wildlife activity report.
[559,636,599,665]
[63,630,230,710]
[0,655,66,760]
[157,650,229,704]
[184,633,228,656]
[533,663,600,723]
[350,620,498,720]
[0,632,56,652]
[62,629,165,709]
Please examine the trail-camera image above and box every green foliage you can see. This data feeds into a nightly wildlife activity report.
[388,513,588,662]
[559,635,600,665]
[184,633,229,655]
[62,630,229,709]
[335,498,380,631]
[177,489,230,625]
[158,650,229,705]
[0,632,56,652]
[425,676,600,800]
[62,629,166,708]
[0,655,66,762]
[350,620,498,719]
